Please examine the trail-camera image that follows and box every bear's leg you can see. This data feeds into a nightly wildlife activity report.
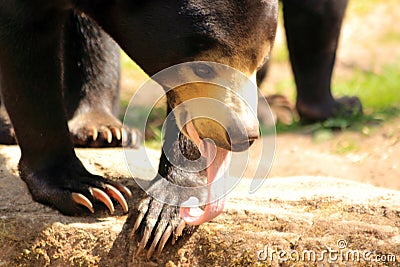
[0,11,140,147]
[0,4,131,215]
[282,0,362,122]
[63,11,140,148]
[132,107,202,258]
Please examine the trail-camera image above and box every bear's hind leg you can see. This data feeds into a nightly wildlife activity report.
[63,11,140,148]
[282,0,362,122]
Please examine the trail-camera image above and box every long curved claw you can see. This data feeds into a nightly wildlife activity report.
[131,196,189,258]
[132,212,145,234]
[88,126,98,142]
[172,220,186,245]
[135,199,162,257]
[140,223,156,250]
[91,187,115,214]
[136,227,152,258]
[147,221,168,259]
[105,184,128,213]
[72,193,94,213]
[113,183,133,199]
[131,197,150,239]
[102,127,113,143]
[135,198,150,229]
[156,225,173,256]
[111,127,121,141]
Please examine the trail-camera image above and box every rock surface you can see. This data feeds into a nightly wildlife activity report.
[0,145,399,266]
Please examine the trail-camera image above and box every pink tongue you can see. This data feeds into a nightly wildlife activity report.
[180,121,232,225]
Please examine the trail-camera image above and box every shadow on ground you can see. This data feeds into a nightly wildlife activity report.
[0,145,399,266]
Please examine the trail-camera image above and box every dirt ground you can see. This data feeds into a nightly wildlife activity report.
[265,0,400,191]
[0,1,400,266]
[1,112,399,266]
[0,130,399,266]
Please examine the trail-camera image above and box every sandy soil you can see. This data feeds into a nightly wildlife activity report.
[0,115,399,266]
[0,132,399,266]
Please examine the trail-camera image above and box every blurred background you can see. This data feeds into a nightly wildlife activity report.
[119,0,399,128]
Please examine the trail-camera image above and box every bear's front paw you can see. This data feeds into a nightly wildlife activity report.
[130,174,226,258]
[131,195,192,259]
[19,160,132,215]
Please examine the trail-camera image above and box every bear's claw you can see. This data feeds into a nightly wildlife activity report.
[91,187,115,214]
[71,183,132,214]
[131,196,189,259]
[72,193,94,213]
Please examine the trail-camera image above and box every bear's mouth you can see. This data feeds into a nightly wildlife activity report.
[180,120,232,225]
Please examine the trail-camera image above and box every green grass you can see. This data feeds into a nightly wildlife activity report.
[274,61,400,136]
[271,0,400,135]
[333,63,400,111]
[334,137,361,154]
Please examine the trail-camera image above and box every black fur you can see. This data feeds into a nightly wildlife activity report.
[0,0,278,255]
[257,0,361,122]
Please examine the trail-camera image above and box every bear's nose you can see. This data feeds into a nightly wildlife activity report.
[247,127,261,141]
[227,123,260,152]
